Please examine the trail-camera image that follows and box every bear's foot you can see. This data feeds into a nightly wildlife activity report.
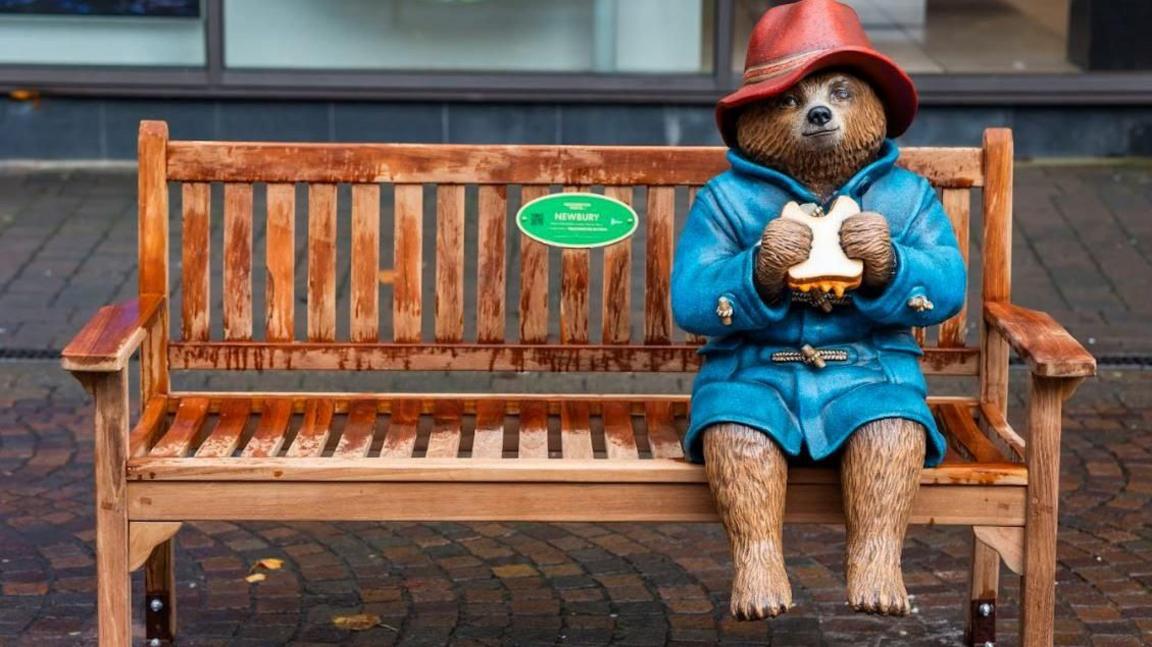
[845,560,910,616]
[730,541,793,620]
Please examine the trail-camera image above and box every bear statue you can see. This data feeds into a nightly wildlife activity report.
[670,0,967,620]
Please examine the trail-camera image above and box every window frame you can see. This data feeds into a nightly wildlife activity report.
[0,0,1148,105]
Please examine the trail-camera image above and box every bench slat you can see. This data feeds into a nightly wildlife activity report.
[223,183,253,341]
[518,400,549,459]
[602,402,639,460]
[307,184,338,342]
[938,402,1005,463]
[181,183,211,342]
[435,184,466,343]
[601,186,633,345]
[265,184,296,342]
[334,400,377,457]
[560,401,594,460]
[350,184,381,343]
[286,400,334,458]
[560,186,590,344]
[684,187,707,346]
[380,400,420,458]
[195,400,251,458]
[645,401,684,459]
[519,186,550,343]
[426,400,463,458]
[476,185,507,343]
[645,186,674,344]
[393,184,423,343]
[151,397,210,458]
[241,400,293,458]
[472,400,506,459]
[938,188,971,348]
[129,397,169,458]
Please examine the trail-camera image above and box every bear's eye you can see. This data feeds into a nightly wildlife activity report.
[831,85,852,101]
[780,95,800,109]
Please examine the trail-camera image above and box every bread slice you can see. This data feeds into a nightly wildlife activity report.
[781,196,864,298]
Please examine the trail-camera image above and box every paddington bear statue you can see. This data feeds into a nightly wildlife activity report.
[671,0,966,620]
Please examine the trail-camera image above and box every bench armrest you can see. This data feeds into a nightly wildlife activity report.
[984,301,1096,378]
[61,295,164,373]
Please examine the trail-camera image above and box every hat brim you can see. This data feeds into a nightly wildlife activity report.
[717,46,918,148]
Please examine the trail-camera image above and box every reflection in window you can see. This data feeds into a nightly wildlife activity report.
[734,0,1077,74]
[225,0,712,74]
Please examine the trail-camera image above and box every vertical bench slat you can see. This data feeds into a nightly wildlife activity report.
[476,186,508,343]
[180,183,211,342]
[435,184,466,343]
[223,184,254,341]
[350,184,381,343]
[150,397,210,458]
[645,186,675,344]
[307,184,338,342]
[380,400,420,458]
[519,185,551,343]
[560,187,590,344]
[241,400,293,458]
[472,400,506,458]
[645,401,684,459]
[334,400,377,457]
[939,188,972,348]
[684,187,707,346]
[982,130,1014,413]
[560,401,594,459]
[601,186,633,344]
[602,402,639,460]
[426,400,463,458]
[265,184,296,342]
[393,184,423,343]
[286,400,335,458]
[194,400,251,458]
[518,400,549,459]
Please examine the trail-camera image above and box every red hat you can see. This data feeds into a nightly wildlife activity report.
[718,0,918,147]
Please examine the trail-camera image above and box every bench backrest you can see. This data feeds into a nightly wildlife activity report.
[137,122,1013,383]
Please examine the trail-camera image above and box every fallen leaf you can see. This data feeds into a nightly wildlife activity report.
[332,613,382,631]
[253,558,284,571]
[245,573,266,583]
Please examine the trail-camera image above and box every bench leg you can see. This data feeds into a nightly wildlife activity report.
[87,370,131,647]
[145,539,177,644]
[967,530,1000,647]
[1020,375,1077,647]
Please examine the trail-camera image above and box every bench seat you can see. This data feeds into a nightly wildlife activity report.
[124,394,1027,525]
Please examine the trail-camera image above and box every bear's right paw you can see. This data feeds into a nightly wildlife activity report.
[729,549,793,620]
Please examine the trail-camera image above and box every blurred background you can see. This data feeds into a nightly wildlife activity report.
[0,0,1150,158]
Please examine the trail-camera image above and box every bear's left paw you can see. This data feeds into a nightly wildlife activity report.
[846,562,910,616]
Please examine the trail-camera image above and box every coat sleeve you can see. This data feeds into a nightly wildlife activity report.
[671,185,789,337]
[853,180,967,327]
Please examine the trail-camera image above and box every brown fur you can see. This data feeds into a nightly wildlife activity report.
[736,71,887,199]
[755,218,812,303]
[840,418,925,615]
[840,211,895,290]
[703,423,792,619]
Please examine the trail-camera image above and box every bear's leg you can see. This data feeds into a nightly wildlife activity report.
[703,423,792,619]
[840,417,925,616]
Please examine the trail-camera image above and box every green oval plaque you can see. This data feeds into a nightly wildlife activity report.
[516,192,638,249]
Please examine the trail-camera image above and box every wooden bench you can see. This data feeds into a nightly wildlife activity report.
[63,121,1095,646]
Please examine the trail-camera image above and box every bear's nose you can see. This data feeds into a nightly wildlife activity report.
[807,106,833,127]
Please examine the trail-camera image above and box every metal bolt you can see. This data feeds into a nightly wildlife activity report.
[983,642,995,647]
[149,639,162,647]
[149,598,164,613]
[978,602,993,617]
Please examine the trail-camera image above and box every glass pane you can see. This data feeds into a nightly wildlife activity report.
[225,0,712,74]
[734,0,1082,74]
[0,1,205,67]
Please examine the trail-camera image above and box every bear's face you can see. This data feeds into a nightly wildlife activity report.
[735,70,887,198]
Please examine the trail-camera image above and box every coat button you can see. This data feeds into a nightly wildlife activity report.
[716,296,734,326]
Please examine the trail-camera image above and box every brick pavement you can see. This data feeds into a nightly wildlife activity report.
[0,164,1150,645]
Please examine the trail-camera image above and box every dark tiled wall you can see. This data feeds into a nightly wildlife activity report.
[2,97,1151,159]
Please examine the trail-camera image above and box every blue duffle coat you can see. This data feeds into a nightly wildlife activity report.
[671,140,966,466]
